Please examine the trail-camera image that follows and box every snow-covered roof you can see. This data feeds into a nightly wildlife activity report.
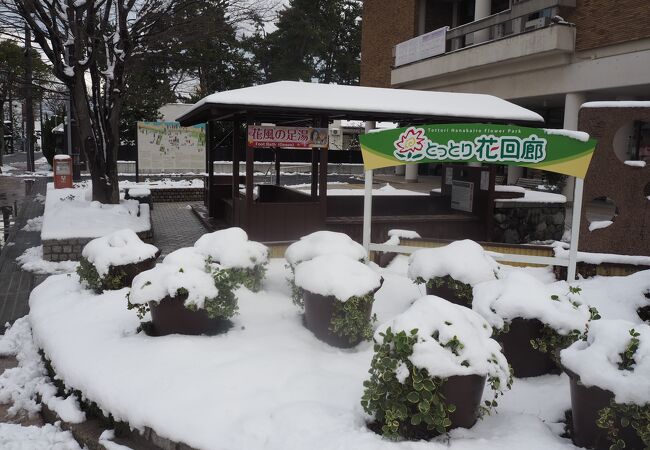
[52,123,65,133]
[582,101,650,109]
[177,81,544,126]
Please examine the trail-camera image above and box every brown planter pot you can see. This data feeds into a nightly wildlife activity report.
[303,280,382,348]
[375,374,486,441]
[567,370,643,450]
[425,284,470,308]
[109,252,160,288]
[441,374,487,430]
[149,295,231,336]
[496,318,558,378]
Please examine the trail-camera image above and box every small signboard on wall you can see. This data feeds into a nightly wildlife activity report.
[395,26,448,67]
[247,125,328,149]
[137,122,205,173]
[451,180,473,212]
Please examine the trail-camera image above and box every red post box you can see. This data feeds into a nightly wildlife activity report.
[53,154,73,189]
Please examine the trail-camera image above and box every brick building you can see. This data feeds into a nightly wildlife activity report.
[361,0,650,183]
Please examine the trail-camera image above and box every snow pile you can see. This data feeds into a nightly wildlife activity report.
[294,254,381,301]
[21,216,43,232]
[0,423,83,449]
[473,271,593,334]
[127,188,151,198]
[129,264,218,308]
[98,429,132,450]
[194,228,268,269]
[0,317,85,424]
[553,245,650,266]
[384,229,421,246]
[285,231,366,267]
[543,128,590,142]
[376,295,509,383]
[561,320,650,405]
[41,184,150,240]
[120,178,204,190]
[81,229,159,277]
[16,246,78,275]
[588,220,613,231]
[574,270,650,322]
[408,240,499,286]
[163,247,211,271]
[496,189,566,204]
[624,160,646,168]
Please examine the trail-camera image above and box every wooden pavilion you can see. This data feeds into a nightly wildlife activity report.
[177,81,543,242]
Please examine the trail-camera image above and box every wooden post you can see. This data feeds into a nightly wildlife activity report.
[311,147,318,198]
[318,116,328,221]
[231,119,242,221]
[245,115,254,211]
[274,149,281,185]
[205,120,212,215]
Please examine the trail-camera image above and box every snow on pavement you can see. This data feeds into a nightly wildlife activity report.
[0,423,82,450]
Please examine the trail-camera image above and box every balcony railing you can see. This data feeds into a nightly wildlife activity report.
[393,0,576,68]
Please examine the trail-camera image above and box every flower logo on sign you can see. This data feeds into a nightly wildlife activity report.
[393,127,429,161]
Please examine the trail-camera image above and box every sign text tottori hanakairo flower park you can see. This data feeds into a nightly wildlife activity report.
[360,124,597,179]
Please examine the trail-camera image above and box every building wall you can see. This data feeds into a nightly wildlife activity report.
[360,0,418,87]
[578,106,650,256]
[561,0,650,52]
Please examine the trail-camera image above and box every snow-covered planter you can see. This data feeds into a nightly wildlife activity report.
[361,296,511,440]
[561,320,650,450]
[285,231,366,307]
[128,256,238,336]
[125,187,153,210]
[194,228,268,292]
[408,240,499,307]
[473,271,599,378]
[77,229,160,293]
[294,254,382,347]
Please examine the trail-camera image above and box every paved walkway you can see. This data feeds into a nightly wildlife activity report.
[0,179,47,325]
[151,202,209,257]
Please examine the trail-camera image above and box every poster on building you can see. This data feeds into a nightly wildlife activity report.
[359,123,598,179]
[247,125,329,149]
[451,180,474,212]
[395,26,448,67]
[137,122,206,173]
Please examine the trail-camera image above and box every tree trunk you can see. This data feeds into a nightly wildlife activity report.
[71,82,119,204]
[0,101,4,170]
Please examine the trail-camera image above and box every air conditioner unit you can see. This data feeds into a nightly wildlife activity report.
[330,129,341,136]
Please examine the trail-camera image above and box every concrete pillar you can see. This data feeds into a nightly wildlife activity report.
[405,163,418,182]
[562,92,587,225]
[473,0,491,44]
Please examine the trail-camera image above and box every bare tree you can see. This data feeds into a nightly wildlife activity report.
[2,0,275,202]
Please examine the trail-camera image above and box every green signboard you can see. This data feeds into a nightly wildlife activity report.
[360,124,597,179]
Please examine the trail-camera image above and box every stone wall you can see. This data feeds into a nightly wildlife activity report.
[493,203,565,244]
[149,188,203,203]
[43,228,154,262]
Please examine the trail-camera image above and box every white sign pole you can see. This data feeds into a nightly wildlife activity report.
[363,169,373,257]
[567,177,584,281]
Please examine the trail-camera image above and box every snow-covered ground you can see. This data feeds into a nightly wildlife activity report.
[293,183,427,196]
[2,249,646,450]
[16,256,631,450]
[41,183,150,241]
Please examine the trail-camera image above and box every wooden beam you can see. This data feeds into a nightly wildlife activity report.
[232,119,240,202]
[318,116,328,221]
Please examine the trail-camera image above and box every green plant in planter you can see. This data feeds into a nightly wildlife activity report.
[414,275,473,306]
[595,328,649,450]
[78,257,129,293]
[330,293,377,344]
[206,256,267,293]
[362,326,511,440]
[528,288,601,364]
